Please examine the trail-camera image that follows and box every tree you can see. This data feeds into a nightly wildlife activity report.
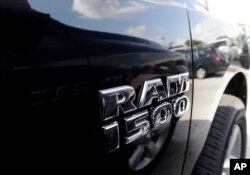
[185,40,204,47]
[216,35,229,40]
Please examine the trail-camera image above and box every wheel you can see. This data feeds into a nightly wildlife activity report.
[196,67,206,79]
[127,124,170,171]
[192,94,246,175]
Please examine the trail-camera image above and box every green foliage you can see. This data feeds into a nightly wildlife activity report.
[185,40,204,47]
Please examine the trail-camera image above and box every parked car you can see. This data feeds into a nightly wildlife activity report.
[208,38,239,62]
[248,36,250,48]
[239,34,250,69]
[176,47,228,79]
[1,0,249,175]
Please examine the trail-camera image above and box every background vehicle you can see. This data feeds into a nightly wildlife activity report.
[239,33,250,69]
[177,47,228,79]
[1,0,249,175]
[248,36,250,48]
[208,38,239,62]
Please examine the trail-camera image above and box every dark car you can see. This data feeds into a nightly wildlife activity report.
[207,38,239,62]
[1,1,249,175]
[178,47,228,79]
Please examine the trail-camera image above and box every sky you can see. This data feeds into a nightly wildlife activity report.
[28,0,250,46]
[208,0,250,27]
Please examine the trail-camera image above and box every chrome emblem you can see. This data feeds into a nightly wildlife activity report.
[99,86,136,121]
[138,78,167,108]
[99,73,190,153]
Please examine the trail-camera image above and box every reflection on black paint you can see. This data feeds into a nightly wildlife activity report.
[1,0,193,175]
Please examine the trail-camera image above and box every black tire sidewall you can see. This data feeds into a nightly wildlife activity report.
[218,109,247,174]
[192,98,247,175]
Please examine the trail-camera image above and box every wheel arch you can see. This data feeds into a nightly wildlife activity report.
[184,71,248,175]
[224,72,247,107]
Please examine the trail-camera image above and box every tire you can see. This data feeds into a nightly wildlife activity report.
[196,67,206,79]
[192,94,246,175]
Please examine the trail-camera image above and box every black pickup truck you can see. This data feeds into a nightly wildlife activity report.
[1,0,249,175]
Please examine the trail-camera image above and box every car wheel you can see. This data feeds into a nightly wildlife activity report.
[192,94,246,175]
[196,67,206,79]
[127,124,170,171]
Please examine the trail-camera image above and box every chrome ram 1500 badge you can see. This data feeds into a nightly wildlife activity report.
[99,73,190,154]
